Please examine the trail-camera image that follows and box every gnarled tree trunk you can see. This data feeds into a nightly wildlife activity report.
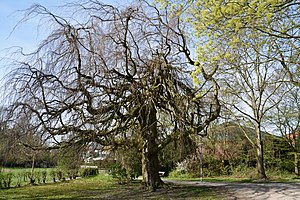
[139,101,163,191]
[141,136,163,191]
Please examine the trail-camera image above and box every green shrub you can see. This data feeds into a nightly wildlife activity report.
[41,171,47,183]
[50,170,56,182]
[57,146,82,178]
[25,171,36,184]
[67,169,78,180]
[80,168,99,177]
[266,167,295,179]
[56,170,64,181]
[36,171,41,184]
[114,146,142,180]
[109,163,129,184]
[0,172,13,189]
[168,170,196,179]
[231,165,257,178]
[15,172,23,187]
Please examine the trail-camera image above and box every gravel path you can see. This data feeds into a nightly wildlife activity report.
[164,180,300,200]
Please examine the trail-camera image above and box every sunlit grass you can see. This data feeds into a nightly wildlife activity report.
[2,167,299,199]
[0,172,222,200]
[1,167,58,187]
[0,173,114,199]
[165,169,300,183]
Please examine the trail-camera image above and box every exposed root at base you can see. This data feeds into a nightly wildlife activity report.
[143,179,167,192]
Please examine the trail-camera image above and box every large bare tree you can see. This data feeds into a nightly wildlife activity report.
[5,1,220,190]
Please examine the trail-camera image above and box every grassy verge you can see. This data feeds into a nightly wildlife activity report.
[166,167,300,183]
[165,176,253,183]
[165,174,300,183]
[0,173,223,200]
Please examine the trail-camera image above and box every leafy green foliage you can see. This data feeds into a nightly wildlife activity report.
[180,0,300,87]
[114,146,142,180]
[109,163,130,184]
[56,170,64,181]
[168,170,196,179]
[41,171,47,184]
[56,145,83,180]
[50,170,56,183]
[80,168,99,177]
[159,133,197,175]
[0,172,13,189]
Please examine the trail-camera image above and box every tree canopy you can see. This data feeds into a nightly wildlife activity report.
[4,1,220,190]
[186,0,300,86]
[157,0,300,178]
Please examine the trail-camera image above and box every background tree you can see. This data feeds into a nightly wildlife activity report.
[159,131,197,175]
[114,145,142,180]
[184,0,300,86]
[269,87,300,175]
[0,111,51,168]
[5,1,220,190]
[219,38,287,178]
[160,0,291,179]
[57,144,85,179]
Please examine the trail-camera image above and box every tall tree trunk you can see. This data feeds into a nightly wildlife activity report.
[141,135,163,191]
[139,101,163,191]
[30,154,36,184]
[255,124,267,179]
[294,152,299,176]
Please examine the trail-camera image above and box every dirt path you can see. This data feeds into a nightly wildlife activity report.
[164,180,300,200]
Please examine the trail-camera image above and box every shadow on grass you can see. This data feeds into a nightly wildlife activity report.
[85,182,217,200]
[0,180,221,200]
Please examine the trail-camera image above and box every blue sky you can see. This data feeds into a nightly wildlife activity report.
[0,1,68,66]
[0,0,129,82]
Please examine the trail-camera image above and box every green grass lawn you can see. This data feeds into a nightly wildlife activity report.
[1,168,56,187]
[0,173,223,200]
[166,167,300,183]
[1,169,299,200]
[165,173,300,183]
[4,168,298,200]
[165,175,300,184]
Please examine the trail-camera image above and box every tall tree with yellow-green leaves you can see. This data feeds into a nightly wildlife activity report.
[157,0,299,179]
[185,0,300,85]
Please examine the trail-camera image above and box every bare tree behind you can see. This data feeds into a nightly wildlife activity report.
[5,1,220,190]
